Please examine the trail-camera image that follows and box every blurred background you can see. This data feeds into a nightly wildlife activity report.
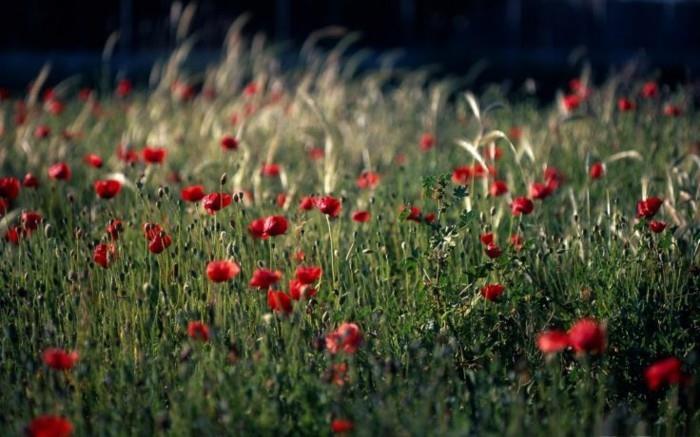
[1,0,699,97]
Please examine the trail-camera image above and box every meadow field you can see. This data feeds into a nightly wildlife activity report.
[1,19,699,436]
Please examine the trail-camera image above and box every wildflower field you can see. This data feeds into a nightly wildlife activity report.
[1,19,699,437]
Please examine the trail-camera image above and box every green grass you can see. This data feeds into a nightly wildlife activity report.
[1,27,699,436]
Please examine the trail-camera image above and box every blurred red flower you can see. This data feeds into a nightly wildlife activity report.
[94,179,122,199]
[142,146,166,164]
[648,220,667,233]
[636,197,663,218]
[419,132,435,151]
[315,196,342,217]
[352,210,371,223]
[568,318,606,355]
[202,192,232,214]
[356,171,380,189]
[331,419,354,434]
[481,283,505,301]
[536,330,569,355]
[261,163,281,177]
[267,289,293,314]
[181,185,206,202]
[206,260,241,283]
[248,215,289,239]
[490,180,508,197]
[48,163,71,181]
[617,97,635,112]
[641,81,658,99]
[23,173,39,188]
[326,322,362,354]
[220,135,238,151]
[589,162,604,179]
[645,357,688,391]
[93,243,117,268]
[249,268,282,289]
[0,176,21,200]
[27,415,74,437]
[510,197,534,215]
[187,321,210,342]
[116,79,132,98]
[106,219,123,240]
[22,211,43,231]
[42,348,79,371]
[288,279,316,300]
[296,266,322,284]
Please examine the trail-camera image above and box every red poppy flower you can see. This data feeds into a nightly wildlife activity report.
[648,220,667,233]
[181,185,206,202]
[248,215,289,239]
[42,348,79,370]
[22,211,43,231]
[187,321,210,342]
[5,226,24,244]
[116,79,132,98]
[419,132,435,151]
[142,146,167,164]
[93,243,117,268]
[326,322,363,354]
[143,222,172,253]
[452,166,471,185]
[424,212,436,223]
[249,268,282,289]
[267,289,293,314]
[315,196,342,217]
[589,162,604,179]
[536,330,570,355]
[206,260,241,283]
[484,242,503,259]
[116,144,139,163]
[481,283,505,301]
[663,104,681,117]
[510,234,524,251]
[490,180,508,197]
[331,419,354,434]
[403,206,422,222]
[641,81,658,99]
[617,97,635,112]
[567,318,606,355]
[352,210,371,223]
[356,171,380,189]
[34,125,51,139]
[479,232,494,246]
[636,197,663,218]
[94,179,122,199]
[288,278,316,300]
[27,415,74,437]
[308,147,325,160]
[261,163,280,177]
[298,196,316,211]
[48,162,71,181]
[293,251,306,263]
[295,265,322,284]
[529,182,552,200]
[143,222,164,240]
[106,219,123,240]
[0,176,20,200]
[544,167,563,190]
[23,173,39,188]
[562,94,581,112]
[220,135,238,151]
[645,357,688,391]
[510,197,534,216]
[202,192,232,214]
[148,234,172,254]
